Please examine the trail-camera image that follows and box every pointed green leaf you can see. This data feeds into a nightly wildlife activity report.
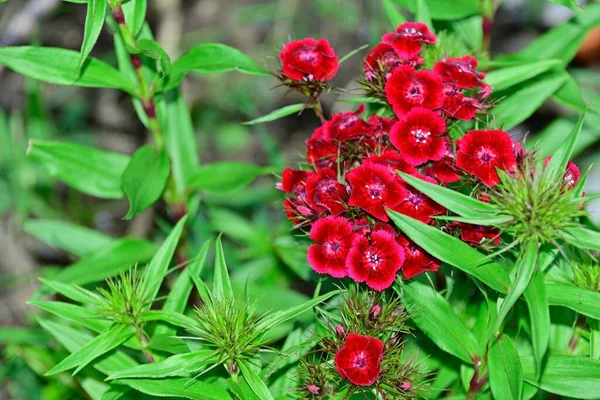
[243,104,305,125]
[523,270,549,379]
[107,350,215,380]
[0,327,47,345]
[122,0,146,36]
[546,283,600,319]
[552,73,587,112]
[122,146,170,219]
[452,16,483,51]
[141,310,197,331]
[30,301,109,333]
[381,0,406,28]
[239,361,274,400]
[546,111,586,181]
[79,0,106,67]
[416,0,432,29]
[485,59,562,91]
[488,335,523,400]
[338,44,369,64]
[133,39,171,77]
[387,210,510,293]
[562,226,600,251]
[38,278,102,305]
[213,235,233,300]
[27,140,130,199]
[394,0,481,20]
[187,162,272,194]
[116,378,232,400]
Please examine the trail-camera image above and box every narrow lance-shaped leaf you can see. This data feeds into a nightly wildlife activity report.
[79,0,107,67]
[122,0,147,36]
[484,59,562,91]
[187,162,272,194]
[416,0,432,29]
[488,335,523,400]
[243,104,305,125]
[393,0,481,20]
[141,310,198,331]
[562,226,600,252]
[546,111,586,182]
[107,350,216,380]
[523,269,549,379]
[545,283,600,320]
[213,235,233,300]
[116,378,233,400]
[239,360,274,400]
[29,301,110,333]
[38,278,102,305]
[133,39,171,77]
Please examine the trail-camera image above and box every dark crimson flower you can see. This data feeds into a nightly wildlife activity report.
[544,156,580,189]
[394,174,446,224]
[424,140,462,184]
[350,217,371,235]
[456,130,517,187]
[441,85,481,121]
[346,163,407,221]
[368,115,397,139]
[306,126,338,169]
[363,43,405,79]
[382,22,436,59]
[453,222,500,246]
[385,66,444,116]
[364,150,417,176]
[346,230,405,291]
[308,216,355,278]
[335,333,384,386]
[433,56,486,90]
[397,235,441,279]
[389,107,447,166]
[305,169,348,215]
[323,105,374,142]
[279,168,311,194]
[279,38,339,81]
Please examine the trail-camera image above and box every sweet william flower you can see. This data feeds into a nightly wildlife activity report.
[363,43,408,79]
[382,22,436,59]
[279,38,339,81]
[280,168,311,194]
[441,85,480,121]
[323,105,374,142]
[397,235,441,279]
[425,140,462,184]
[364,150,418,176]
[305,169,348,216]
[394,174,446,224]
[453,222,500,246]
[434,56,486,90]
[385,66,444,116]
[308,216,356,278]
[346,230,405,291]
[335,333,384,386]
[390,107,447,166]
[544,156,580,189]
[306,126,338,169]
[456,130,517,187]
[346,163,406,221]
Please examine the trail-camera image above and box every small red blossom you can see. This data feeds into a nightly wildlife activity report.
[368,115,397,139]
[308,216,356,278]
[385,66,444,116]
[425,140,462,184]
[346,163,407,221]
[456,130,517,187]
[364,150,417,176]
[280,168,311,194]
[308,385,321,395]
[335,333,384,386]
[279,38,339,81]
[441,85,481,121]
[544,156,580,189]
[363,43,405,79]
[389,108,447,166]
[382,22,436,59]
[347,231,405,291]
[306,126,338,169]
[305,169,348,215]
[395,175,446,224]
[323,105,374,142]
[453,222,500,246]
[397,235,441,279]
[434,56,486,90]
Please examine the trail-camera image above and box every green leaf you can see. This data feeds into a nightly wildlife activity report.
[0,47,135,93]
[165,44,271,90]
[122,146,170,219]
[187,162,272,194]
[213,235,233,300]
[30,301,109,333]
[400,280,480,363]
[239,361,274,400]
[46,325,135,376]
[141,310,198,331]
[133,39,171,77]
[394,0,481,20]
[563,226,600,252]
[387,210,510,293]
[523,270,549,379]
[116,378,232,400]
[381,0,406,27]
[243,104,305,125]
[452,16,483,51]
[23,219,115,257]
[338,44,370,64]
[38,278,101,305]
[48,238,155,286]
[81,377,109,400]
[122,0,147,36]
[141,216,188,306]
[546,112,586,182]
[522,355,600,399]
[107,350,215,380]
[552,73,588,112]
[485,59,562,91]
[0,327,47,345]
[27,140,130,199]
[161,90,200,197]
[494,240,539,335]
[416,0,432,29]
[79,0,106,67]
[488,335,523,400]
[493,72,568,130]
[397,171,499,220]
[549,0,581,11]
[546,283,600,319]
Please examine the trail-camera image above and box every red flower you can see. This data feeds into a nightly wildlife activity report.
[456,130,517,187]
[350,217,371,236]
[279,38,339,81]
[305,169,348,215]
[394,174,446,224]
[397,235,441,279]
[280,168,311,194]
[453,222,500,246]
[385,66,444,116]
[368,115,397,139]
[382,22,436,59]
[433,56,486,90]
[323,105,374,142]
[363,43,405,79]
[347,231,404,291]
[544,156,580,189]
[441,85,481,121]
[364,150,417,176]
[335,333,384,386]
[424,139,461,184]
[308,216,355,278]
[306,126,338,169]
[283,197,313,225]
[347,163,407,221]
[389,108,447,166]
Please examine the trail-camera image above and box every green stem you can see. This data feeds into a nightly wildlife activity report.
[135,325,155,363]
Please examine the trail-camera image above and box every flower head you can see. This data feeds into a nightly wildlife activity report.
[424,140,462,184]
[364,150,417,176]
[394,175,446,224]
[279,38,339,81]
[306,126,338,169]
[305,169,348,215]
[397,235,441,279]
[280,168,311,194]
[434,56,485,90]
[456,130,517,187]
[382,22,436,59]
[390,108,447,166]
[363,43,406,79]
[308,216,356,278]
[334,333,384,386]
[347,231,405,291]
[385,66,444,116]
[323,105,374,142]
[441,85,481,121]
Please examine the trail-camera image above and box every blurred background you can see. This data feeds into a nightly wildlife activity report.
[0,0,599,398]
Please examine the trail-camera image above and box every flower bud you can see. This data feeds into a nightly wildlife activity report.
[370,304,382,319]
[335,324,346,339]
[308,385,321,395]
[401,381,412,390]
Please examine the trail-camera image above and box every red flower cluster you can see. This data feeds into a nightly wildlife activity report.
[334,334,384,386]
[277,23,530,290]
